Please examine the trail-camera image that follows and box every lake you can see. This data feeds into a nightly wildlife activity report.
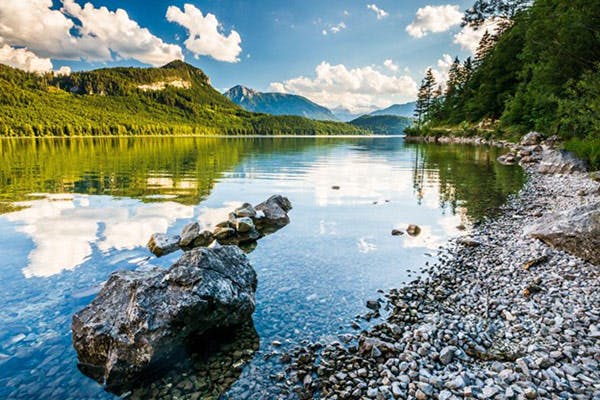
[0,136,525,399]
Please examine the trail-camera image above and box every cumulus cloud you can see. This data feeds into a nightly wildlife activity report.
[367,4,388,20]
[0,0,183,66]
[62,0,183,66]
[166,4,242,63]
[384,59,399,72]
[269,61,417,114]
[0,43,53,73]
[55,66,71,76]
[406,4,463,38]
[453,18,504,53]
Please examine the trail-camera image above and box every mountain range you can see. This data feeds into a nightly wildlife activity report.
[224,85,336,121]
[224,85,416,124]
[369,102,416,118]
[0,61,363,137]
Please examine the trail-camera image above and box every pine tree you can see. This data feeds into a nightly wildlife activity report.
[445,57,463,98]
[463,0,530,27]
[475,30,496,65]
[414,68,437,128]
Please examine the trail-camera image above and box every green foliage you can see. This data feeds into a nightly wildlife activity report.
[414,69,437,127]
[0,62,365,137]
[564,137,600,170]
[418,0,600,166]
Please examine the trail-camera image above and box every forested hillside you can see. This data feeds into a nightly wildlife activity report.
[349,115,413,135]
[411,0,600,167]
[0,61,364,137]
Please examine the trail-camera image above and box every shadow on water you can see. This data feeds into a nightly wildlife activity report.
[95,321,260,399]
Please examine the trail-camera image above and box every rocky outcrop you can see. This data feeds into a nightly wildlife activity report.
[147,195,293,256]
[72,246,258,389]
[537,149,587,174]
[526,202,600,265]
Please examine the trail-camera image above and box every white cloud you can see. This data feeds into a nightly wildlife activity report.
[430,54,454,88]
[55,66,71,76]
[406,5,463,38]
[330,22,346,34]
[166,4,242,63]
[62,0,183,66]
[323,22,346,35]
[269,61,418,114]
[0,0,183,66]
[367,4,389,20]
[0,43,53,73]
[384,59,399,72]
[453,18,504,53]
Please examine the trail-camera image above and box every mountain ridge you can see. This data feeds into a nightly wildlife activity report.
[369,102,416,118]
[224,85,337,121]
[349,115,413,135]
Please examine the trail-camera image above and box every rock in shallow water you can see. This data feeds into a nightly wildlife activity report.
[147,233,180,257]
[407,224,421,236]
[254,195,293,228]
[179,222,200,248]
[71,246,257,389]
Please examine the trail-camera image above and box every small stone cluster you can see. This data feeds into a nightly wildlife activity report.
[496,132,587,175]
[147,195,293,256]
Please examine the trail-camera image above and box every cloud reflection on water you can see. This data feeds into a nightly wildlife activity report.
[6,194,193,278]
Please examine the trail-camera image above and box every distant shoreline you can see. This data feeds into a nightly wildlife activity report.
[0,134,407,140]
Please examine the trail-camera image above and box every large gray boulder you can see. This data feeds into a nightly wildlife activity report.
[526,202,600,265]
[537,149,587,174]
[72,246,257,389]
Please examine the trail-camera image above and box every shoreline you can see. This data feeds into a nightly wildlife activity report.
[0,134,403,140]
[286,136,600,399]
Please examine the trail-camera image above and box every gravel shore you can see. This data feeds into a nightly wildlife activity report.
[287,146,600,399]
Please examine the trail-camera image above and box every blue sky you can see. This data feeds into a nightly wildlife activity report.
[0,0,491,112]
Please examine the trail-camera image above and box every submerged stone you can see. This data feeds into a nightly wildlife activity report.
[407,224,421,236]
